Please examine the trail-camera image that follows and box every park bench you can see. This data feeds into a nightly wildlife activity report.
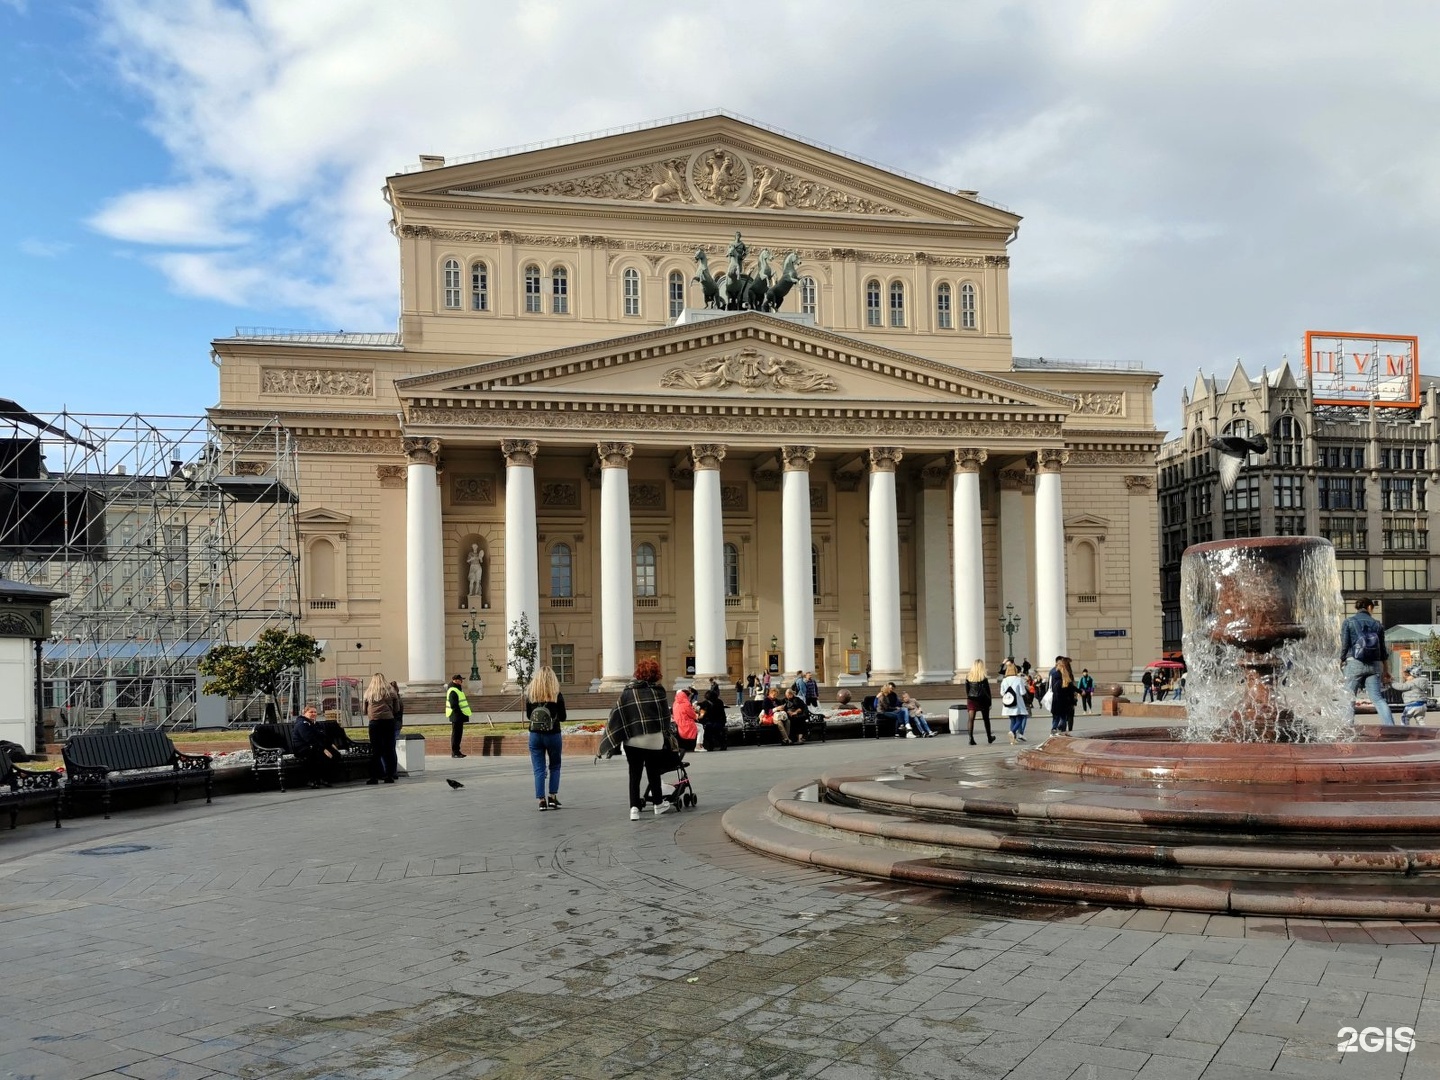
[62,730,213,819]
[0,747,63,829]
[249,722,373,791]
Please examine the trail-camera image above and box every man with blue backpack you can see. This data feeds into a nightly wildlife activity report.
[1340,598,1394,725]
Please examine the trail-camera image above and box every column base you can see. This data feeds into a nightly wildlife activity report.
[399,680,447,696]
[912,669,957,684]
[692,671,727,688]
[592,676,631,694]
[835,674,869,688]
[869,669,904,685]
[466,680,484,698]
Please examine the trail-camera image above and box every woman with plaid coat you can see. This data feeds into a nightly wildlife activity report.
[597,658,674,819]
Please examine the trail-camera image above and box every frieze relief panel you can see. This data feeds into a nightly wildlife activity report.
[451,475,496,505]
[296,437,404,455]
[261,368,374,396]
[659,347,839,394]
[539,481,580,509]
[720,484,748,512]
[507,145,912,216]
[630,483,666,511]
[1071,392,1125,417]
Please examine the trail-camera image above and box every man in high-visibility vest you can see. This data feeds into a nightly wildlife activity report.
[446,674,472,758]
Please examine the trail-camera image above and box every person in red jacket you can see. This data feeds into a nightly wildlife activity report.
[672,688,697,754]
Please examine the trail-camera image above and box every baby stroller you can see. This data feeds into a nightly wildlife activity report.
[654,730,698,810]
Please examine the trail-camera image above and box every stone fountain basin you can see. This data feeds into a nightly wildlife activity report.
[1016,725,1440,784]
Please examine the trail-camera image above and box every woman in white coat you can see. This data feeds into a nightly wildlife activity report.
[999,660,1030,745]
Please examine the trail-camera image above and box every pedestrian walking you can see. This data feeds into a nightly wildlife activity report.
[363,673,401,784]
[1141,669,1154,703]
[964,660,994,745]
[1000,661,1029,744]
[525,665,566,811]
[596,659,674,819]
[1077,669,1095,713]
[1047,656,1077,735]
[1340,598,1394,725]
[1395,665,1431,726]
[445,674,471,757]
[804,671,819,708]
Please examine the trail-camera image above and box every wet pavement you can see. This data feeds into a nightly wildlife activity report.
[0,724,1436,1079]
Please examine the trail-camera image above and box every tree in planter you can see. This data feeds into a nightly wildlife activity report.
[198,628,324,723]
[507,612,539,692]
[1420,632,1440,674]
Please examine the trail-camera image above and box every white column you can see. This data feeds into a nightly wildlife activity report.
[952,448,988,676]
[998,468,1034,664]
[1035,448,1069,666]
[691,444,728,683]
[780,445,816,676]
[403,437,446,691]
[502,440,540,693]
[596,442,635,692]
[867,446,904,680]
[914,462,954,683]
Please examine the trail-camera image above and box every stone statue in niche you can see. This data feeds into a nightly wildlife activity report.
[465,543,486,607]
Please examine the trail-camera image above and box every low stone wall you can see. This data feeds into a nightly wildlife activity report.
[1103,697,1187,720]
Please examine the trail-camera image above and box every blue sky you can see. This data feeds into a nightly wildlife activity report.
[5,1,1440,431]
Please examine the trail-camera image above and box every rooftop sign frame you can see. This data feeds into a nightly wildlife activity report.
[1305,331,1420,408]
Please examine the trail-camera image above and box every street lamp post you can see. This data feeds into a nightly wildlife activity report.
[461,617,486,682]
[998,603,1022,662]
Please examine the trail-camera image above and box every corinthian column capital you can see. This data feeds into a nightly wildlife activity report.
[691,443,727,470]
[781,445,816,472]
[1034,448,1070,473]
[597,442,634,469]
[403,437,440,466]
[953,447,989,473]
[868,446,904,473]
[501,439,538,467]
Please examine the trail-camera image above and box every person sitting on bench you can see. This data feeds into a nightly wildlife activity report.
[292,704,340,787]
[782,688,809,744]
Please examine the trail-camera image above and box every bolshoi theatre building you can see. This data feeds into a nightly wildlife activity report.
[210,114,1163,697]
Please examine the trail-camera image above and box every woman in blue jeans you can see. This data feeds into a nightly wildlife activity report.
[524,665,567,811]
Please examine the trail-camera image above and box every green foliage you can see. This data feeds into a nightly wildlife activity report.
[1421,632,1440,672]
[507,612,538,690]
[199,628,324,719]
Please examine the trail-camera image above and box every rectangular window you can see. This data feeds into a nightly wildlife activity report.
[1272,475,1304,509]
[1383,518,1427,551]
[1223,475,1260,512]
[550,643,574,685]
[1336,557,1367,592]
[1319,445,1365,469]
[1191,521,1213,544]
[1274,515,1306,536]
[1222,514,1261,540]
[1384,558,1428,591]
[1382,477,1415,511]
[1318,477,1365,510]
[1321,517,1367,550]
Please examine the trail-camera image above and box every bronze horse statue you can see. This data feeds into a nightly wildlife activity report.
[692,249,722,309]
[764,252,802,311]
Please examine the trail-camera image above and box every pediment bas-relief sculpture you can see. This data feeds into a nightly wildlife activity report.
[660,347,838,394]
[510,145,910,216]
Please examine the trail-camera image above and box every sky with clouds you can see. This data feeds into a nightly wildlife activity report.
[3,0,1438,432]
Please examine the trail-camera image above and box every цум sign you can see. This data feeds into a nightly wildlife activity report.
[1305,331,1420,408]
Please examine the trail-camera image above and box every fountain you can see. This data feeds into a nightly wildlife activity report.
[725,536,1440,919]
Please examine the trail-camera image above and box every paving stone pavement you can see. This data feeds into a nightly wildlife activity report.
[0,734,1436,1080]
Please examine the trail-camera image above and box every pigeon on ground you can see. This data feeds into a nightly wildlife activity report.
[1209,433,1269,491]
[446,778,464,789]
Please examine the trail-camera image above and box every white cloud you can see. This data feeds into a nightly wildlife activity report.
[88,0,1440,418]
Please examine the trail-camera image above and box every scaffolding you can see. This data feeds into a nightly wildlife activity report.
[0,408,301,734]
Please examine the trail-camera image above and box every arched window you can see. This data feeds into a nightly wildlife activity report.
[470,261,488,311]
[1272,415,1303,466]
[308,538,335,598]
[442,259,461,310]
[524,264,542,313]
[623,267,641,316]
[723,543,740,597]
[668,271,685,319]
[811,545,821,598]
[864,279,881,326]
[550,543,573,598]
[634,542,656,596]
[799,276,817,316]
[960,282,977,329]
[936,283,952,329]
[551,266,568,314]
[1223,418,1256,440]
[889,281,905,327]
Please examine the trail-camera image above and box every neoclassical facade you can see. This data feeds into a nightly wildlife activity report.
[211,114,1163,694]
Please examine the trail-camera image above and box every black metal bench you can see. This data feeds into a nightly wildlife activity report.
[0,747,63,829]
[860,696,898,739]
[62,730,213,819]
[249,722,373,791]
[739,700,783,745]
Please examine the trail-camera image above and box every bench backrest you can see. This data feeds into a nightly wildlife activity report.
[250,724,298,753]
[740,700,766,723]
[861,696,878,714]
[0,748,12,788]
[64,730,178,773]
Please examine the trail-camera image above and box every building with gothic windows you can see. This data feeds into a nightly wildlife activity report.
[1157,360,1440,653]
[209,114,1163,697]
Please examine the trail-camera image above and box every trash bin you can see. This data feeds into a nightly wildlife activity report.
[396,731,427,775]
[948,705,965,735]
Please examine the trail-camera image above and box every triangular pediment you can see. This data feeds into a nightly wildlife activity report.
[391,114,1018,229]
[1065,513,1111,531]
[395,314,1071,412]
[298,507,352,527]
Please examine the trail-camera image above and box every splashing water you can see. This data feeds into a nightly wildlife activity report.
[1180,539,1353,742]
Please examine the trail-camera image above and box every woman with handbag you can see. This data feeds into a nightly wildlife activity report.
[524,665,567,811]
[363,673,400,784]
[1047,656,1077,735]
[999,661,1029,745]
